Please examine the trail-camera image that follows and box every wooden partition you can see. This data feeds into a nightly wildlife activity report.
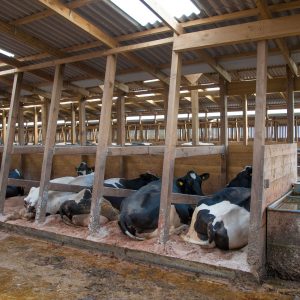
[264,143,297,207]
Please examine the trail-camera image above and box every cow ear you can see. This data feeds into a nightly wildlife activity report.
[200,173,210,181]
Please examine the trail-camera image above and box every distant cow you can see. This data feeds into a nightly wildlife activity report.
[75,162,94,176]
[118,170,210,240]
[6,169,25,198]
[182,166,252,250]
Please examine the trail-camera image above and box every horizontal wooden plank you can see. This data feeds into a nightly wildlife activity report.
[173,14,300,52]
[175,145,225,158]
[8,178,135,197]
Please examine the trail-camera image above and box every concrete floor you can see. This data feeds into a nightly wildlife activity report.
[0,231,299,300]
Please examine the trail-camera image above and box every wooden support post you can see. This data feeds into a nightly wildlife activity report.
[35,65,65,223]
[2,110,7,144]
[163,89,169,124]
[243,95,248,146]
[116,96,126,146]
[34,107,39,145]
[287,66,295,143]
[71,103,77,144]
[0,72,23,213]
[248,41,268,278]
[220,77,228,186]
[18,106,25,146]
[204,112,208,142]
[139,115,143,141]
[89,55,117,234]
[158,49,182,244]
[79,99,87,145]
[41,98,49,145]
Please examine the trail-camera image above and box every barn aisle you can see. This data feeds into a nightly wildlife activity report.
[0,231,298,300]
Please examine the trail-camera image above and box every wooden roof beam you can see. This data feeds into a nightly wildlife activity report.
[173,14,300,51]
[140,0,231,82]
[38,0,170,85]
[0,19,129,93]
[256,0,299,77]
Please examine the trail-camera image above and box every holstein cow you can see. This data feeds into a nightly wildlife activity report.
[6,169,25,198]
[182,166,252,250]
[118,170,210,240]
[103,172,159,209]
[75,162,94,176]
[24,174,95,217]
[59,188,119,226]
[59,172,160,219]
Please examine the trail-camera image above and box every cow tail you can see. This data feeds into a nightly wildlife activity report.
[118,216,145,241]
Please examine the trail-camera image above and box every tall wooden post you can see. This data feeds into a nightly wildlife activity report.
[116,96,126,146]
[18,106,25,146]
[248,41,268,278]
[243,95,248,146]
[79,99,87,145]
[287,66,295,143]
[139,115,143,141]
[220,77,228,186]
[35,65,65,223]
[158,49,182,244]
[0,72,23,213]
[2,109,7,144]
[34,107,39,145]
[89,55,117,234]
[41,98,49,144]
[71,103,77,144]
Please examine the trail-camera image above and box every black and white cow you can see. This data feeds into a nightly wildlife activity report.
[182,166,252,250]
[59,172,160,220]
[6,169,24,198]
[103,172,159,209]
[75,162,94,176]
[118,171,210,240]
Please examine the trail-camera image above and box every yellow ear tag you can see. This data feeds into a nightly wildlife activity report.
[178,181,183,186]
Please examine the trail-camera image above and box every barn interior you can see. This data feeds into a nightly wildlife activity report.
[0,0,299,281]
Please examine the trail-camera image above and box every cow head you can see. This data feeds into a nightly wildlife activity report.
[176,171,209,195]
[75,162,94,176]
[227,166,252,188]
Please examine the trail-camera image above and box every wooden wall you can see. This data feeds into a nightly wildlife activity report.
[1,143,255,195]
[264,143,297,207]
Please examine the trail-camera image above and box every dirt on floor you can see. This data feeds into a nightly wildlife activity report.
[0,231,299,300]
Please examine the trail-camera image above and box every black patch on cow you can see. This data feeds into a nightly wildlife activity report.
[197,187,251,212]
[227,166,252,188]
[174,204,194,225]
[6,169,24,198]
[194,209,216,242]
[212,221,229,250]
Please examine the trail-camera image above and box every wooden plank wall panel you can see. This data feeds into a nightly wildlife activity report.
[227,144,253,181]
[264,143,297,207]
[52,155,82,178]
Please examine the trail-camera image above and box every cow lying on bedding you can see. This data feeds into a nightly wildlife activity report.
[118,170,210,240]
[182,166,252,250]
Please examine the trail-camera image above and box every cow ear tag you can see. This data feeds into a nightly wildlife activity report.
[178,180,184,186]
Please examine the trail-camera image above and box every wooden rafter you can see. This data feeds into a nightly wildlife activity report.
[256,0,299,77]
[140,0,231,82]
[0,19,129,93]
[37,0,170,85]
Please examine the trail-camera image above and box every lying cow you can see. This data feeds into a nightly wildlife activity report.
[59,188,119,226]
[104,172,159,209]
[6,169,24,198]
[118,170,210,240]
[75,162,94,176]
[59,172,160,219]
[182,166,252,250]
[24,173,96,216]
